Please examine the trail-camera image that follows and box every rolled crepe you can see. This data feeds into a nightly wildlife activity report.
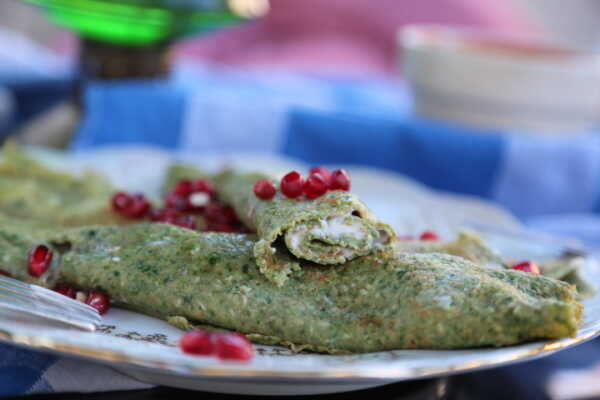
[2,222,582,353]
[214,171,396,285]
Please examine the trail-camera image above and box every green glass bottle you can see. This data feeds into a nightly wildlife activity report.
[25,0,268,46]
[26,0,268,78]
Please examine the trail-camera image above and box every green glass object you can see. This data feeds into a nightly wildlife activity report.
[25,0,266,45]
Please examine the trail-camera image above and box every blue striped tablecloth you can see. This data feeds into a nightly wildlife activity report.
[72,64,600,222]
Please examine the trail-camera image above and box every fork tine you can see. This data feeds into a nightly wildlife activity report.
[0,287,101,323]
[0,276,101,331]
[0,276,99,316]
[0,276,94,310]
[0,288,100,321]
[0,297,98,331]
[0,291,101,322]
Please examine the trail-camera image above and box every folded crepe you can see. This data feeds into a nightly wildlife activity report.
[213,170,396,286]
[0,143,124,227]
[1,222,582,353]
[395,231,596,299]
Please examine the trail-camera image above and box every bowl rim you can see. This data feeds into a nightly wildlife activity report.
[399,24,595,62]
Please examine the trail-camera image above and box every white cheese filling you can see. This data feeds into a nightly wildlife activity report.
[286,213,368,256]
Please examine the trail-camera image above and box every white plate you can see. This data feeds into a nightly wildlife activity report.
[0,146,598,396]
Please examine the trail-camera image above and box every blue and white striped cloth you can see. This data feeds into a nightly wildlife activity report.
[0,344,151,396]
[72,64,600,222]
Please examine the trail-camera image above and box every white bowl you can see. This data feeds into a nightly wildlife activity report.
[399,24,600,134]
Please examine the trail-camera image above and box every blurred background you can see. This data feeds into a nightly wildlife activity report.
[3,0,600,398]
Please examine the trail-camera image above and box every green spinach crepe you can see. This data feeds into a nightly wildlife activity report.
[0,143,125,227]
[0,221,582,353]
[213,171,396,286]
[395,232,596,299]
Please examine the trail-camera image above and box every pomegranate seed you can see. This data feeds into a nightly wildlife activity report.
[165,191,191,212]
[124,194,151,219]
[215,333,254,361]
[174,180,193,196]
[0,270,11,277]
[85,290,111,315]
[111,192,132,213]
[150,209,196,230]
[180,330,216,356]
[419,231,439,241]
[28,245,53,277]
[253,179,276,200]
[329,169,351,191]
[112,192,151,219]
[54,284,76,299]
[204,202,224,223]
[280,171,305,198]
[222,206,238,224]
[192,180,215,196]
[149,208,180,222]
[309,166,331,182]
[303,174,328,199]
[512,261,541,275]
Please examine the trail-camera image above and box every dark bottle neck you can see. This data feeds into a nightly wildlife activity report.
[78,38,172,80]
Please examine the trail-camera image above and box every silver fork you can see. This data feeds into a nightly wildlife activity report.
[0,276,101,331]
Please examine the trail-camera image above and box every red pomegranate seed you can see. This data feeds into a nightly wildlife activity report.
[192,180,215,196]
[329,169,351,191]
[28,245,53,277]
[111,192,132,213]
[165,191,191,212]
[512,261,541,275]
[180,330,216,356]
[149,208,179,222]
[222,206,238,224]
[309,166,331,181]
[0,270,11,277]
[85,290,111,315]
[112,192,151,219]
[303,174,328,199]
[150,209,196,230]
[215,333,254,361]
[253,179,276,200]
[204,202,224,223]
[419,231,439,241]
[280,171,305,198]
[124,194,151,219]
[174,180,193,196]
[54,284,76,299]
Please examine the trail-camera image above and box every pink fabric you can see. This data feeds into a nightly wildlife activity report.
[176,0,543,77]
